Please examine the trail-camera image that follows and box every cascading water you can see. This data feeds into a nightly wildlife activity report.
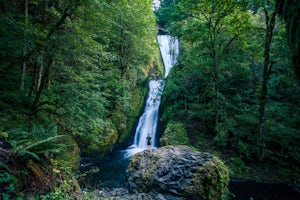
[125,35,179,157]
[133,80,164,148]
[158,35,179,78]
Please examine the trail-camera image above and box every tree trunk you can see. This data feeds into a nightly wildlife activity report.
[4,0,85,72]
[37,54,44,92]
[258,8,276,162]
[32,56,52,112]
[20,0,28,91]
[120,25,126,79]
[28,62,38,97]
[215,63,219,128]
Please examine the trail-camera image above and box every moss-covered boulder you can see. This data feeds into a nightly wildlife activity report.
[126,146,229,200]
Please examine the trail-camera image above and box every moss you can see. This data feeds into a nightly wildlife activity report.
[187,157,229,200]
[111,110,127,136]
[57,135,80,173]
[78,120,118,160]
[95,124,118,159]
[160,121,189,146]
[0,131,8,139]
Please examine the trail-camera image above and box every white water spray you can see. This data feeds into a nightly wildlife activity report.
[125,35,179,157]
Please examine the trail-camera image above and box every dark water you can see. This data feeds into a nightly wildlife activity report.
[229,179,300,200]
[89,150,130,188]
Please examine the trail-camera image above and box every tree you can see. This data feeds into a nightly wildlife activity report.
[20,0,28,91]
[168,0,250,133]
[276,0,300,79]
[257,3,277,162]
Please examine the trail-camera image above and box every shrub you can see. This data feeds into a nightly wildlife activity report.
[160,121,189,146]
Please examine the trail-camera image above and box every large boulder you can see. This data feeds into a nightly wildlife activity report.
[126,146,229,200]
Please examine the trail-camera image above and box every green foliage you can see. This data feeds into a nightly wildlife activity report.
[0,124,81,198]
[227,157,250,179]
[158,0,300,185]
[277,0,300,78]
[0,172,19,200]
[160,120,189,146]
[0,131,8,139]
[8,124,67,161]
[155,0,181,29]
[0,0,158,160]
[116,83,147,144]
[0,0,158,196]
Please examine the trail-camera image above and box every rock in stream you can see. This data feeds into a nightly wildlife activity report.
[126,145,229,200]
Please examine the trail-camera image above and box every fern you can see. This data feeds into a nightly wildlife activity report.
[8,124,68,161]
[17,150,40,161]
[23,135,66,152]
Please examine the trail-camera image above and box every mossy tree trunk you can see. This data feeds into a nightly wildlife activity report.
[258,8,277,162]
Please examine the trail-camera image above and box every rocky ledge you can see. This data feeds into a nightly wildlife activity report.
[126,145,229,200]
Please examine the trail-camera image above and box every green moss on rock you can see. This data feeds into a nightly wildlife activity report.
[189,157,229,200]
[127,150,161,193]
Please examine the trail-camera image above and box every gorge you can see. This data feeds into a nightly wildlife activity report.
[92,32,299,200]
[92,34,179,188]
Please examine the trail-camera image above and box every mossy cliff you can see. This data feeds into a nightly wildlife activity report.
[126,146,229,200]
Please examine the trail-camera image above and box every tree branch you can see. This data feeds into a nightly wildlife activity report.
[222,34,239,54]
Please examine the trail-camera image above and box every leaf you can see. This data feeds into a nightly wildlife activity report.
[17,150,40,161]
[23,135,67,152]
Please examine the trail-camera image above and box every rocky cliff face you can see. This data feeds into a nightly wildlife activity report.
[126,146,229,200]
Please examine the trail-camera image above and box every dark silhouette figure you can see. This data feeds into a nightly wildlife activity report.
[146,133,152,146]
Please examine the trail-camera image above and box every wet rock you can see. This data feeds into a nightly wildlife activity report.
[95,187,161,200]
[126,145,229,200]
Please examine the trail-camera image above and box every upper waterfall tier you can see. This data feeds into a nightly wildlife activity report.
[157,35,179,78]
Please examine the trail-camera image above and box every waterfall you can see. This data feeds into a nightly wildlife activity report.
[125,35,179,157]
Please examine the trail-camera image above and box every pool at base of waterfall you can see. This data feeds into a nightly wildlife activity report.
[84,150,130,188]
